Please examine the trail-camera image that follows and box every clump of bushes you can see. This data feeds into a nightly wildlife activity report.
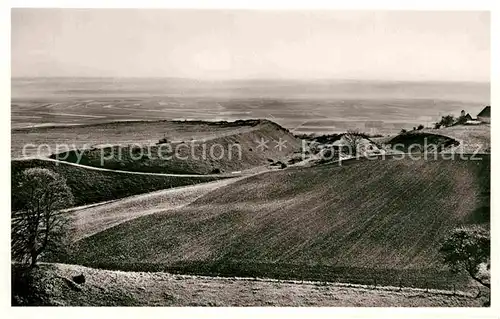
[269,160,287,169]
[294,133,316,140]
[437,115,455,128]
[156,137,168,145]
[313,134,343,144]
[405,124,425,132]
[287,156,303,165]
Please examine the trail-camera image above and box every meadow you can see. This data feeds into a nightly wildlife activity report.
[12,263,485,307]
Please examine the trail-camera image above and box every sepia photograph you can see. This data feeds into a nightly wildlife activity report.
[8,6,491,308]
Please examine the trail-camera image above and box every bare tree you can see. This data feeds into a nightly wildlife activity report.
[343,129,366,156]
[11,168,74,268]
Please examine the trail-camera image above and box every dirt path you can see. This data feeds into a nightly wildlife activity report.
[70,177,244,240]
[14,157,247,178]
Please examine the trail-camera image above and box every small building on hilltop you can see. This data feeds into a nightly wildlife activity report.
[477,106,491,123]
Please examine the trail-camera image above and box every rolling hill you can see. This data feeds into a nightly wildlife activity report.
[61,154,490,289]
[50,120,302,174]
[386,132,459,153]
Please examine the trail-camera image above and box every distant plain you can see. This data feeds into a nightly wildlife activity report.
[11,78,489,134]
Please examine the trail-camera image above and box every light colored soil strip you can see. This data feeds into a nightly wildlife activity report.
[71,177,244,241]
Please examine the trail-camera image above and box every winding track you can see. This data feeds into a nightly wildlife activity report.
[70,177,245,241]
[13,156,248,178]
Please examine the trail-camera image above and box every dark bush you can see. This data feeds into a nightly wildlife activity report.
[270,161,287,169]
[313,134,343,144]
[72,274,86,285]
[157,137,168,145]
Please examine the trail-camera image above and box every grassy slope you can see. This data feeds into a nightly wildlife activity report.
[12,263,484,306]
[12,159,224,209]
[383,124,490,154]
[421,124,490,153]
[63,155,490,289]
[52,120,302,174]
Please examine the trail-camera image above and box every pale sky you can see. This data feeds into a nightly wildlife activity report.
[11,9,490,81]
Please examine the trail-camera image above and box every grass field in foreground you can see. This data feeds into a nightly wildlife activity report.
[12,263,486,306]
[11,159,224,209]
[62,155,490,290]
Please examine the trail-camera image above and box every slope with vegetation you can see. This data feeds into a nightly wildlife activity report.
[51,120,302,174]
[12,159,225,209]
[386,132,460,153]
[421,124,490,153]
[61,155,490,290]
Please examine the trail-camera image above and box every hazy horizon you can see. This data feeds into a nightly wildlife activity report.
[10,76,490,84]
[12,10,490,82]
[11,77,490,133]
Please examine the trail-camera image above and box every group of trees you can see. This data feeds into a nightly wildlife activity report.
[435,115,455,129]
[400,109,471,131]
[400,110,472,132]
[434,110,471,129]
